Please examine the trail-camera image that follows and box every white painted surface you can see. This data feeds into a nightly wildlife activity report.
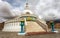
[2,22,21,32]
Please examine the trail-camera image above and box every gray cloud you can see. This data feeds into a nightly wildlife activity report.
[0,0,60,23]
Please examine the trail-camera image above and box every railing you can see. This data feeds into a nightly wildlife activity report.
[35,19,48,32]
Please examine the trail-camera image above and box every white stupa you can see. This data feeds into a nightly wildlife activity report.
[2,3,48,34]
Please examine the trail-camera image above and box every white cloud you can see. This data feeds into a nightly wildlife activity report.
[0,17,7,23]
[11,8,21,16]
[34,0,60,21]
[0,0,12,17]
[0,0,25,23]
[0,0,13,22]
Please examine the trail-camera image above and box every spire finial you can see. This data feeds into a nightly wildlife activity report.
[26,0,28,3]
[25,0,29,9]
[26,2,29,8]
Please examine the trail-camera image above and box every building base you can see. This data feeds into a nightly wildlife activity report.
[52,30,58,33]
[18,33,26,35]
[25,32,56,36]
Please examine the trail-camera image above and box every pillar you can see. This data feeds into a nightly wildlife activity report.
[20,21,25,33]
[50,21,55,32]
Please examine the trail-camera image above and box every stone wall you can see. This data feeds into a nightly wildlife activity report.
[47,22,60,28]
[0,22,4,30]
[55,23,60,28]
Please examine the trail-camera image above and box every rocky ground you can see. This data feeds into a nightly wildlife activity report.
[0,29,60,38]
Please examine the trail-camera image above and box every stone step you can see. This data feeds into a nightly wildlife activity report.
[26,21,46,32]
[26,32,56,36]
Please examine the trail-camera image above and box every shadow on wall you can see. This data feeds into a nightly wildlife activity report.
[0,22,4,30]
[46,20,60,29]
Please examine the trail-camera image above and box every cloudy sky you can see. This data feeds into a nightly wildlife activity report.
[0,0,60,23]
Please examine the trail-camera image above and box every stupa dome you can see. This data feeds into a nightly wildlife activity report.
[23,10,33,14]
